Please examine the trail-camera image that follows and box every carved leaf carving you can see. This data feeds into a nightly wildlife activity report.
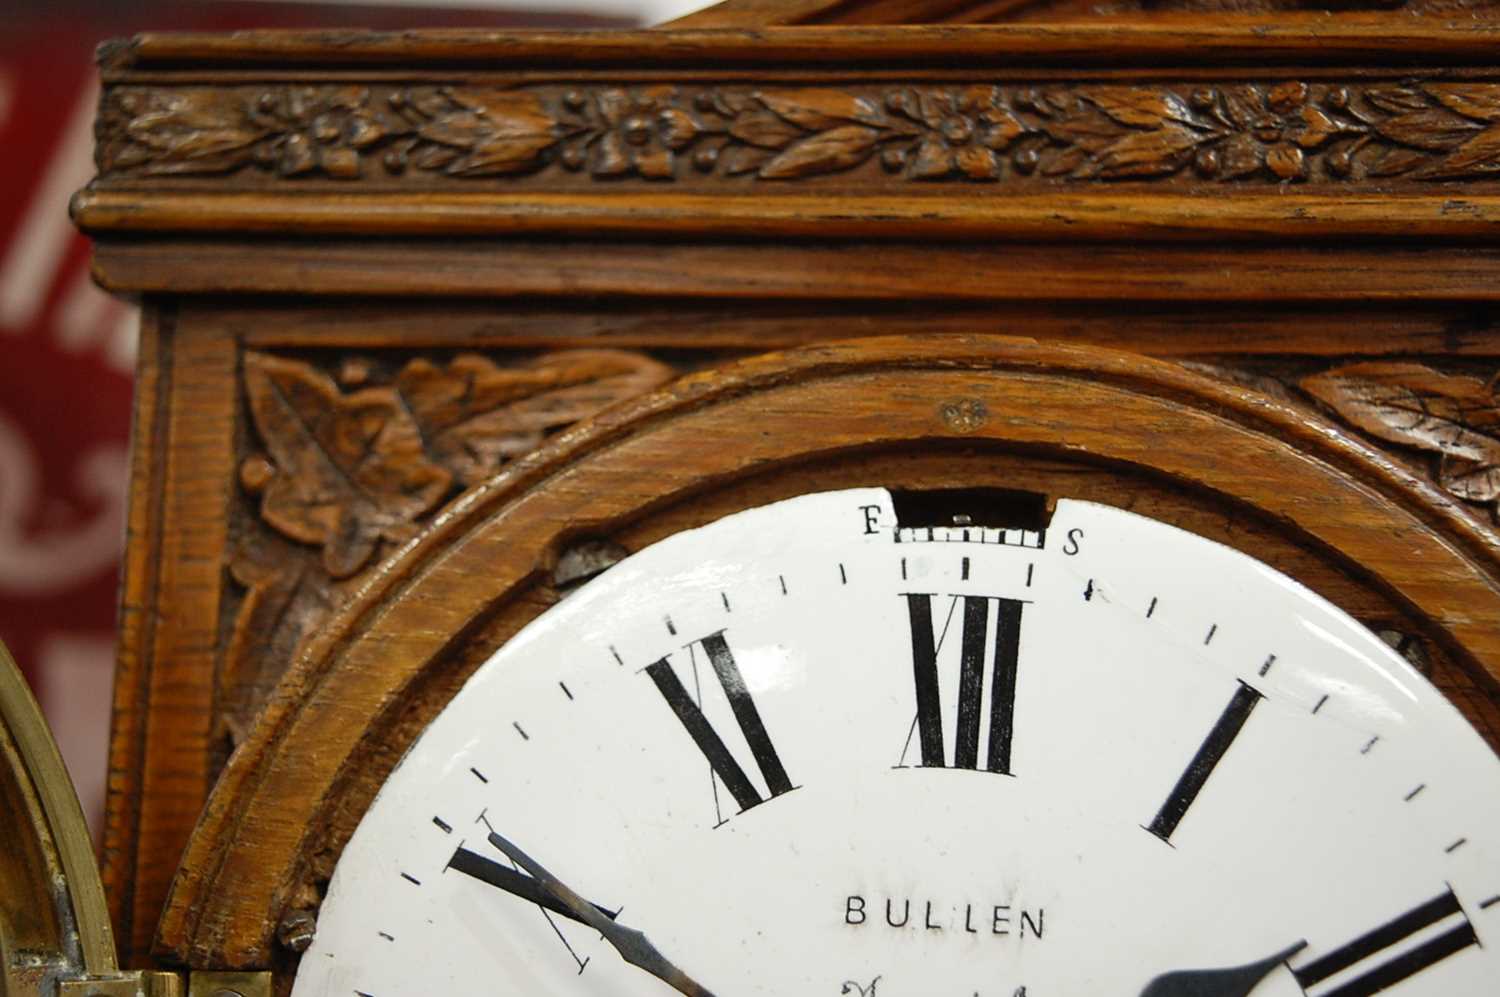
[109,90,268,175]
[730,110,804,150]
[721,145,773,175]
[223,347,676,764]
[1423,129,1500,180]
[1437,458,1500,505]
[1368,146,1429,178]
[1301,362,1500,508]
[1084,87,1200,129]
[243,353,452,578]
[760,125,881,179]
[1425,84,1500,124]
[1372,110,1481,153]
[419,90,558,176]
[394,350,674,486]
[1364,87,1432,115]
[1092,124,1204,178]
[219,531,336,750]
[756,88,885,130]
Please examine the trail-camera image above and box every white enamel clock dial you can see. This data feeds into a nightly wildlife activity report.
[291,489,1500,997]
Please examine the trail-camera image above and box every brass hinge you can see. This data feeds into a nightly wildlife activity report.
[57,971,270,997]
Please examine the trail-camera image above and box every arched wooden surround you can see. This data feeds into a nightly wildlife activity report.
[156,335,1500,968]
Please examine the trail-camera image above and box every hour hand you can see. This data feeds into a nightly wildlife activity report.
[1139,940,1307,997]
[486,831,718,997]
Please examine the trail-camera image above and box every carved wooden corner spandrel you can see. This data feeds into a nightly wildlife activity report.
[217,349,673,756]
[1302,362,1500,521]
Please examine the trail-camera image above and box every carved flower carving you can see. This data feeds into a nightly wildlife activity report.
[1202,81,1355,181]
[574,87,701,179]
[250,87,391,178]
[885,86,1027,180]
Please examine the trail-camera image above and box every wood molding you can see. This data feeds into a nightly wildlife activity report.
[663,0,1490,28]
[153,335,1500,967]
[71,190,1500,241]
[107,308,239,964]
[86,238,1500,302]
[77,30,1500,252]
[98,21,1500,70]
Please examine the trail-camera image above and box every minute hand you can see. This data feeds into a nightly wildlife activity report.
[486,831,718,997]
[1139,940,1307,997]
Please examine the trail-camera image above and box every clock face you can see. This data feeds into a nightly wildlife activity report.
[291,489,1500,997]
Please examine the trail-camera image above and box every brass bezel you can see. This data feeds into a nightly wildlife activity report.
[0,639,118,996]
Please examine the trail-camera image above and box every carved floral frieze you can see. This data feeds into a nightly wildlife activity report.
[96,80,1500,184]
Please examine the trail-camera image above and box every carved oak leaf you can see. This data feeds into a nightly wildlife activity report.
[244,353,452,578]
[394,350,674,487]
[1301,362,1500,507]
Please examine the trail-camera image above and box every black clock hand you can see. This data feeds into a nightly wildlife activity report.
[449,844,619,924]
[486,831,718,997]
[1138,940,1307,997]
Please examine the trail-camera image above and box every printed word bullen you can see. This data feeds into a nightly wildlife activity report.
[844,895,1045,938]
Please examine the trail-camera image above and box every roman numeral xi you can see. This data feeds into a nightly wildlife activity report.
[646,632,794,815]
[902,593,1024,775]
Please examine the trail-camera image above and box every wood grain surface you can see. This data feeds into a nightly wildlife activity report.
[98,20,1500,70]
[108,307,240,965]
[88,238,1500,302]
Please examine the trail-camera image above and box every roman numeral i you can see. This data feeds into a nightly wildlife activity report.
[1146,681,1263,844]
[902,593,1024,774]
[646,631,794,816]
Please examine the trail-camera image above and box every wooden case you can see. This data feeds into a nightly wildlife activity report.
[73,12,1500,977]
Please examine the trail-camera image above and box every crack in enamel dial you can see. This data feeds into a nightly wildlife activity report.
[290,489,1500,997]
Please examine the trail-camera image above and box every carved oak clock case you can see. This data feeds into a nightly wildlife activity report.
[11,11,1500,997]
